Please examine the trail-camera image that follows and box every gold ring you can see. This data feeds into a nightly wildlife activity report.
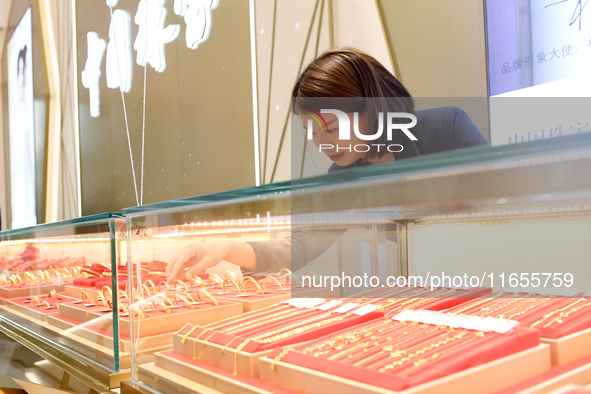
[242,276,265,296]
[43,301,51,308]
[33,296,40,303]
[49,289,57,298]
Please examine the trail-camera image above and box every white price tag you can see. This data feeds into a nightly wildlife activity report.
[315,300,344,311]
[352,304,379,316]
[282,298,326,308]
[333,303,359,314]
[392,310,518,334]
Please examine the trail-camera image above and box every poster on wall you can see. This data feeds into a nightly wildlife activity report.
[486,0,591,146]
[7,7,37,228]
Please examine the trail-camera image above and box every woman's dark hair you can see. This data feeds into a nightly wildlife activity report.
[292,48,414,159]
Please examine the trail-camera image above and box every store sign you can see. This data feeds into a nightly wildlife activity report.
[305,109,418,153]
[83,0,219,117]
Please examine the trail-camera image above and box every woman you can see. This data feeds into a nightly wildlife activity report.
[167,48,489,280]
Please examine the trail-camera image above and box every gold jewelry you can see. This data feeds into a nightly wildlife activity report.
[158,280,171,293]
[242,276,264,296]
[261,276,285,293]
[49,289,57,298]
[224,277,242,293]
[94,291,108,307]
[378,331,469,372]
[208,274,225,291]
[177,295,195,309]
[81,290,93,306]
[175,323,193,335]
[453,296,500,315]
[192,304,290,341]
[542,300,591,328]
[120,304,146,318]
[141,284,152,298]
[102,286,113,302]
[189,276,206,289]
[42,301,52,308]
[144,280,157,294]
[398,331,485,375]
[277,268,292,285]
[531,299,585,327]
[356,325,448,369]
[272,347,295,370]
[196,288,219,306]
[156,300,172,314]
[33,296,40,304]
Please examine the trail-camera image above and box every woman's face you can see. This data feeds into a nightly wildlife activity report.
[300,110,370,167]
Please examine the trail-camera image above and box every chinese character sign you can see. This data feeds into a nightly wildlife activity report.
[134,0,180,72]
[106,9,133,92]
[81,32,106,117]
[174,0,219,50]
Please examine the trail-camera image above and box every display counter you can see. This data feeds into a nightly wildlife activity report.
[0,213,129,392]
[120,133,591,393]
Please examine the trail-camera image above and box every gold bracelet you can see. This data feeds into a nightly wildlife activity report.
[120,304,146,318]
[156,299,172,314]
[189,276,206,289]
[224,277,242,293]
[277,268,292,286]
[208,274,225,291]
[94,291,108,307]
[177,295,196,309]
[377,331,469,373]
[542,300,591,328]
[241,276,264,296]
[325,322,413,361]
[175,323,193,335]
[141,284,152,298]
[261,276,285,293]
[223,307,308,335]
[145,280,157,294]
[102,286,113,302]
[397,331,485,375]
[303,319,397,357]
[356,325,448,369]
[158,280,171,293]
[81,290,93,306]
[196,288,220,306]
[193,304,290,341]
[531,299,585,327]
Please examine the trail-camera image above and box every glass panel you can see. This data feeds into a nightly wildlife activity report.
[0,213,126,387]
[126,132,591,392]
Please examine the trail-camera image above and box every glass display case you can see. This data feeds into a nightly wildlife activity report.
[0,213,128,393]
[123,133,591,394]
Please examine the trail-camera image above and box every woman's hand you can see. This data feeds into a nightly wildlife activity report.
[166,240,257,280]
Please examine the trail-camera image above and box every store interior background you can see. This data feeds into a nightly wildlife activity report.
[0,0,487,230]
